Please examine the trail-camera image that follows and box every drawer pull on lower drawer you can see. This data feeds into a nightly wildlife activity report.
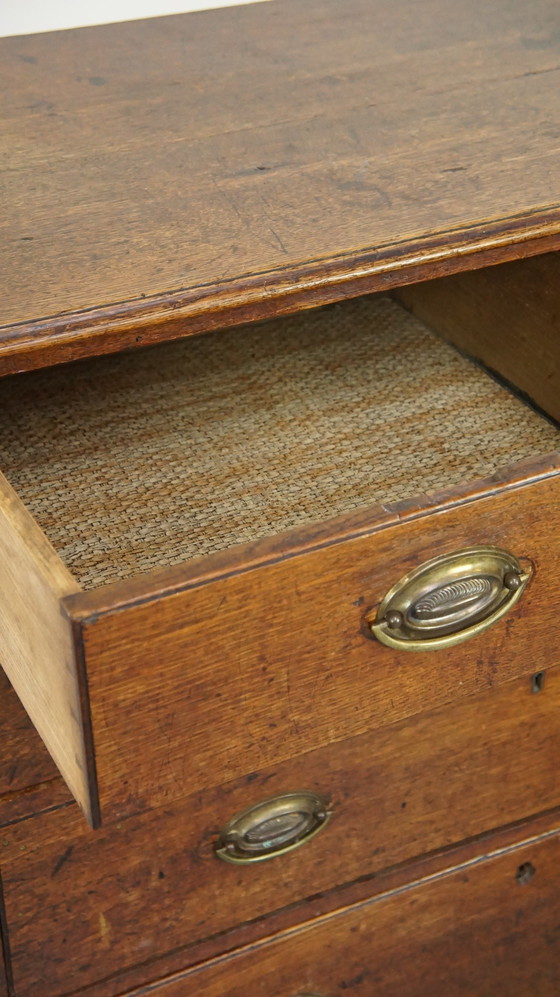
[216,791,331,864]
[371,546,530,651]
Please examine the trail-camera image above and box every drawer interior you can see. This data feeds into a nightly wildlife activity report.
[0,293,557,590]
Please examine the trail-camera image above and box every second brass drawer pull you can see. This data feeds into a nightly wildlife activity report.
[216,791,331,864]
[371,546,530,651]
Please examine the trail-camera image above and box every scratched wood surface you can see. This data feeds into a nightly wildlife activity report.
[1,0,560,372]
[395,252,560,422]
[4,667,560,995]
[144,822,560,996]
[63,463,560,820]
[24,811,560,997]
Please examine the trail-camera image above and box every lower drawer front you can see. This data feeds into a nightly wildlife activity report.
[154,822,560,997]
[3,667,560,995]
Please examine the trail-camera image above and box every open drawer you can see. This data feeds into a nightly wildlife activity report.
[1,257,559,826]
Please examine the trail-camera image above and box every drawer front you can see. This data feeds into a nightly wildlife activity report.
[3,667,560,995]
[146,822,560,997]
[71,466,560,820]
[1,457,559,825]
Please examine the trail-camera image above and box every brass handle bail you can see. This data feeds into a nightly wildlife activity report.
[216,791,331,864]
[371,546,531,651]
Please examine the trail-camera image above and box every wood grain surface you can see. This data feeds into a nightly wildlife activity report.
[4,667,560,996]
[395,252,560,422]
[64,465,560,820]
[0,668,59,799]
[0,781,72,832]
[16,809,560,997]
[0,915,8,997]
[0,662,72,829]
[1,0,560,372]
[0,472,97,826]
[140,822,560,996]
[0,653,72,831]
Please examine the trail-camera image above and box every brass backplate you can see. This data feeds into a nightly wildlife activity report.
[216,791,331,865]
[371,545,531,651]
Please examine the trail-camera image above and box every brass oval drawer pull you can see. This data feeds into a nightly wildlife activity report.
[216,791,331,864]
[371,546,531,651]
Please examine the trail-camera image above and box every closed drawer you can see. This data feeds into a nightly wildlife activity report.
[142,817,560,997]
[3,667,560,996]
[0,290,558,823]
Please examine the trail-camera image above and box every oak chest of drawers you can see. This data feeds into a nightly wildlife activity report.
[1,0,560,994]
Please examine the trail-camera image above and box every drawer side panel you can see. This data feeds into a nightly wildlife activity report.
[0,471,96,825]
[395,252,560,422]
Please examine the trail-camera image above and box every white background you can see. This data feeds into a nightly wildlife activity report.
[0,0,265,38]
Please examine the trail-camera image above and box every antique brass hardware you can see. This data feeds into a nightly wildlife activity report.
[371,546,531,651]
[216,791,331,864]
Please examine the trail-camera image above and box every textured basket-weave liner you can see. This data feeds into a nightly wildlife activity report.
[0,296,557,589]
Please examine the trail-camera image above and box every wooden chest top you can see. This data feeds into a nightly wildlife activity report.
[1,0,560,373]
